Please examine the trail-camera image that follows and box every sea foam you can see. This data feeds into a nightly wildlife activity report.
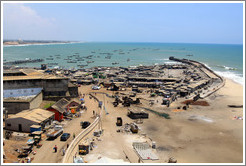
[214,71,244,85]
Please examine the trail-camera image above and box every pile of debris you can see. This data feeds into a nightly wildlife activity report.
[182,100,209,106]
[117,123,139,134]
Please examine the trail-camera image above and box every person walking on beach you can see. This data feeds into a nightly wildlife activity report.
[53,145,57,153]
[67,143,69,148]
[73,133,76,139]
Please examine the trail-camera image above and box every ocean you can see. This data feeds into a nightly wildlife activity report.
[3,42,244,85]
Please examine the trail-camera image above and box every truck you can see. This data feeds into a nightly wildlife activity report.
[46,125,63,140]
[116,117,123,126]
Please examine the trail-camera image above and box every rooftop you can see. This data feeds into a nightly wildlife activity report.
[8,108,55,123]
[3,88,43,101]
[3,69,67,81]
[49,98,69,113]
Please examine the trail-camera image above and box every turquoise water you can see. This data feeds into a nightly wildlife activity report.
[3,42,244,85]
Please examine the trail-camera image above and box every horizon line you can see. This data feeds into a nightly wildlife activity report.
[2,39,243,45]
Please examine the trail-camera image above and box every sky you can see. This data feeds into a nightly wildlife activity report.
[3,2,244,44]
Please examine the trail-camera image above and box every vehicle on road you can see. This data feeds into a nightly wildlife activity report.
[60,133,71,141]
[92,85,101,90]
[82,121,91,129]
[46,125,63,140]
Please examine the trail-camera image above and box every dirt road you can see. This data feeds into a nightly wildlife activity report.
[30,93,99,163]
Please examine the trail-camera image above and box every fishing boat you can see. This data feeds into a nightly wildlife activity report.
[76,58,84,61]
[105,55,111,59]
[112,62,119,65]
[67,61,77,63]
[77,64,88,68]
[46,58,54,60]
[48,63,58,65]
[86,61,94,63]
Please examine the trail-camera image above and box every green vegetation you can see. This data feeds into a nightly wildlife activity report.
[43,102,55,109]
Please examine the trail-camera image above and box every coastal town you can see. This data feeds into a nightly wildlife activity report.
[2,56,243,163]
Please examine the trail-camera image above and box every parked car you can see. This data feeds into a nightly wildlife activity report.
[60,133,71,141]
[82,121,91,129]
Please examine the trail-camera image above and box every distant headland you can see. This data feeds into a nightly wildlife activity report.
[3,39,80,46]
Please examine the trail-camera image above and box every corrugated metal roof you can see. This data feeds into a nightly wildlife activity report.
[50,98,69,113]
[3,88,42,98]
[3,69,67,81]
[8,108,54,123]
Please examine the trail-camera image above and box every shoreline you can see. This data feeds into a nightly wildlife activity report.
[3,58,243,163]
[3,65,243,87]
[3,41,82,47]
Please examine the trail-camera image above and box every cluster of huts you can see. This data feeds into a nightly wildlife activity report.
[4,98,82,133]
[3,68,82,133]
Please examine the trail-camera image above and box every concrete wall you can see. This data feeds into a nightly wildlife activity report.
[5,115,54,133]
[3,78,69,97]
[3,102,30,114]
[68,86,79,97]
[5,118,39,133]
[29,92,43,110]
[43,79,69,93]
[3,79,43,89]
[4,92,43,114]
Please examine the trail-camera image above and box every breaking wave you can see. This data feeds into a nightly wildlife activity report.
[214,71,244,85]
[216,65,237,71]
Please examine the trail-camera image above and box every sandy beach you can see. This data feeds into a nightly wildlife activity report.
[78,78,243,163]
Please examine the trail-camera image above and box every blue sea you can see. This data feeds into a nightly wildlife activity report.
[3,42,244,85]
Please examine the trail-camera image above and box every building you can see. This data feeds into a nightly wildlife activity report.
[3,69,78,98]
[5,108,54,133]
[66,98,80,114]
[3,88,43,114]
[46,98,69,121]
